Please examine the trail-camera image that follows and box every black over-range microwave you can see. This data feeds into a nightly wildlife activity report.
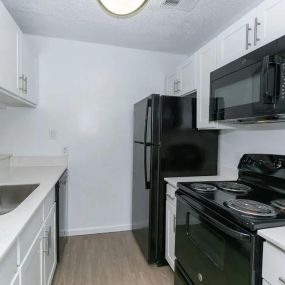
[210,35,285,123]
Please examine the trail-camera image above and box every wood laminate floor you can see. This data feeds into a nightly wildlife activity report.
[52,231,174,285]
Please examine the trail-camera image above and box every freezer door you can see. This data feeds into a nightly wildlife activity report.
[132,142,159,263]
[133,94,160,145]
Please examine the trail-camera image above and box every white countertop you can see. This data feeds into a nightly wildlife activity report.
[258,227,285,252]
[0,165,67,262]
[164,167,238,188]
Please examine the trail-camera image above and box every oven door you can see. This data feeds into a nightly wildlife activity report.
[209,55,280,122]
[175,194,258,285]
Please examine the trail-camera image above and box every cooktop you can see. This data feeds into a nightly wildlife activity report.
[177,180,285,231]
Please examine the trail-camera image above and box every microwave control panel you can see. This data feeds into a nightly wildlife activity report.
[281,63,285,100]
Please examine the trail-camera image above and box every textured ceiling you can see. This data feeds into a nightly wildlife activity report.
[2,0,263,54]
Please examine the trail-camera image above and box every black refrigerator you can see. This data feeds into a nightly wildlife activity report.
[132,93,219,265]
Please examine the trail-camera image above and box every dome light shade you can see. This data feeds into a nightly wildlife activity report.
[97,0,149,17]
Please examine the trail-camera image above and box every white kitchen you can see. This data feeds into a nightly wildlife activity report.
[1,0,285,285]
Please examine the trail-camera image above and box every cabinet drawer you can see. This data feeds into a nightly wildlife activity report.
[166,184,177,206]
[19,206,43,263]
[43,187,55,221]
[262,242,285,285]
[0,242,17,285]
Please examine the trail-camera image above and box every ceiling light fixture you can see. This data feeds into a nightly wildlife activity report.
[97,0,149,17]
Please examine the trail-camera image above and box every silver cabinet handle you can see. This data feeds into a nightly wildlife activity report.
[173,215,176,233]
[48,226,51,251]
[176,80,181,92]
[43,234,49,254]
[254,17,261,46]
[18,74,25,93]
[174,80,177,93]
[43,226,51,255]
[24,76,28,94]
[246,23,252,50]
[166,194,175,201]
[280,277,285,284]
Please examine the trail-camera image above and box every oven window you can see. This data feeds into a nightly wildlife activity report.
[188,213,225,270]
[212,62,261,110]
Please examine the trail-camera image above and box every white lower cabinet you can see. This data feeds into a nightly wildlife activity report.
[0,242,17,285]
[165,184,177,271]
[165,200,176,271]
[20,201,57,285]
[20,228,44,285]
[0,188,57,285]
[43,205,57,285]
[262,241,285,285]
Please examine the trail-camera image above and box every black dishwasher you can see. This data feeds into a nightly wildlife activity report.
[55,170,68,262]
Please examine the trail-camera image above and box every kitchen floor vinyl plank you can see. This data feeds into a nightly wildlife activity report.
[52,231,174,285]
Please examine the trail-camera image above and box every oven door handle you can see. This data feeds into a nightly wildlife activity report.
[186,210,252,242]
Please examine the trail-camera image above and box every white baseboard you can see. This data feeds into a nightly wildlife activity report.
[66,224,132,237]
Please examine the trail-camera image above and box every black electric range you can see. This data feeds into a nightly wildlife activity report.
[174,154,285,285]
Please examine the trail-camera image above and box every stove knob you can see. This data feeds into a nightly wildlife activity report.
[198,273,203,282]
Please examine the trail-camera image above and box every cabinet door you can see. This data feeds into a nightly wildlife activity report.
[258,0,285,45]
[262,242,285,285]
[43,205,57,285]
[166,72,177,96]
[20,229,44,285]
[0,1,20,96]
[18,33,39,105]
[197,40,218,129]
[165,200,176,271]
[177,55,197,96]
[197,40,234,130]
[216,11,255,68]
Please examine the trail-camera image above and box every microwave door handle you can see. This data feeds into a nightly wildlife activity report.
[261,55,270,103]
[186,210,252,242]
[261,55,278,104]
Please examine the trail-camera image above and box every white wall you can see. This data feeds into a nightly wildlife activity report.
[0,36,185,235]
[219,123,285,169]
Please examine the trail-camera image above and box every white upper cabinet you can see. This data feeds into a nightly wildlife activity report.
[0,0,20,96]
[217,0,285,68]
[257,0,285,45]
[197,40,217,129]
[18,33,39,105]
[165,54,197,97]
[197,39,233,129]
[166,72,178,96]
[176,54,197,96]
[0,1,38,107]
[165,0,285,129]
[216,10,257,68]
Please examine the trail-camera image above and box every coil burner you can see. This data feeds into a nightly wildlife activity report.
[225,199,277,217]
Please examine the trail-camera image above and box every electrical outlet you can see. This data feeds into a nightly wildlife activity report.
[63,147,68,154]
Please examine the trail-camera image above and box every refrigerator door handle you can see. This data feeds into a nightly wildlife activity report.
[144,99,151,190]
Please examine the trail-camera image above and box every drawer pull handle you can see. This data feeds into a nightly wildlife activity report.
[166,194,175,201]
[280,277,285,284]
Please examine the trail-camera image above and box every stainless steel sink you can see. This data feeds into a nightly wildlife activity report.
[0,184,40,215]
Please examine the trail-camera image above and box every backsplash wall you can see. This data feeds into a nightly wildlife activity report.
[219,123,285,169]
